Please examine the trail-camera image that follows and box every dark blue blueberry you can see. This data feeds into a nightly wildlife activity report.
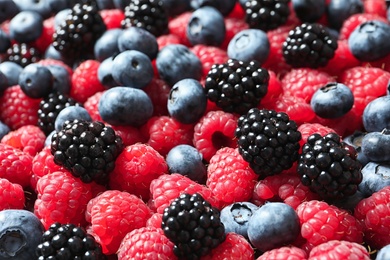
[118,27,158,60]
[9,10,43,43]
[361,130,390,162]
[0,29,11,53]
[13,0,52,19]
[310,82,354,119]
[227,29,270,64]
[156,44,202,86]
[363,95,390,132]
[98,56,117,89]
[18,63,53,98]
[292,0,326,23]
[343,131,370,166]
[94,28,121,62]
[327,0,363,30]
[161,0,192,17]
[348,20,390,62]
[247,202,300,252]
[0,121,10,140]
[186,6,225,46]
[190,0,236,16]
[0,0,19,24]
[220,202,258,238]
[377,244,390,260]
[0,71,8,92]
[358,162,390,197]
[54,106,92,131]
[329,190,364,212]
[53,8,71,29]
[111,50,154,89]
[0,209,44,260]
[113,0,131,10]
[98,86,153,127]
[46,65,71,94]
[0,61,23,86]
[168,78,207,124]
[44,44,69,64]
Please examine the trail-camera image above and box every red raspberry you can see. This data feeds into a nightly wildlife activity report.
[0,143,33,188]
[227,2,246,19]
[149,173,221,214]
[70,60,106,103]
[0,85,41,130]
[339,13,388,41]
[260,69,283,107]
[146,212,163,229]
[257,246,307,260]
[0,178,25,210]
[1,125,46,156]
[191,44,229,79]
[363,0,387,19]
[252,173,320,210]
[86,190,153,255]
[110,125,146,146]
[117,227,177,260]
[34,170,94,229]
[143,78,170,116]
[99,9,125,29]
[202,233,254,260]
[157,34,181,50]
[297,123,337,150]
[295,200,363,253]
[313,109,363,137]
[354,186,390,249]
[83,91,104,122]
[30,16,55,54]
[193,110,238,162]
[141,116,194,157]
[109,143,168,201]
[308,240,370,260]
[206,147,257,207]
[168,11,192,46]
[220,17,249,50]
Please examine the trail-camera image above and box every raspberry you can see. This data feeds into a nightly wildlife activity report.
[363,0,388,19]
[190,44,229,79]
[0,85,41,130]
[30,16,55,54]
[143,78,170,116]
[256,246,307,260]
[146,212,163,229]
[252,173,320,210]
[220,17,249,50]
[149,173,221,214]
[109,143,168,201]
[70,60,106,103]
[207,147,258,207]
[259,69,283,107]
[157,34,181,50]
[354,186,390,249]
[0,178,25,211]
[34,170,94,229]
[308,240,370,260]
[193,110,238,162]
[83,91,104,121]
[118,227,176,260]
[0,143,33,188]
[168,11,192,46]
[339,13,388,41]
[227,2,246,19]
[85,190,153,255]
[99,8,125,29]
[110,124,147,146]
[313,109,363,137]
[297,122,336,150]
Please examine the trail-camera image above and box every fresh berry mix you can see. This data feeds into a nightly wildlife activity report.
[2,1,390,259]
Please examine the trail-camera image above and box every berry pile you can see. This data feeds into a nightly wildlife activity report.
[0,0,390,259]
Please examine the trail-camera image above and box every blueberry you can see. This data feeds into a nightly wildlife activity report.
[247,202,300,252]
[0,0,19,24]
[44,44,68,63]
[94,28,122,62]
[9,10,43,43]
[98,56,117,89]
[168,78,207,124]
[190,0,236,16]
[0,120,10,140]
[310,82,354,119]
[166,144,207,183]
[161,0,192,17]
[0,209,45,259]
[46,65,71,94]
[292,0,326,23]
[118,27,159,60]
[54,106,92,131]
[358,162,390,197]
[377,244,390,260]
[363,95,390,132]
[53,8,71,29]
[327,0,363,30]
[186,6,225,46]
[111,50,154,89]
[329,190,364,212]
[0,61,23,87]
[0,71,8,92]
[156,44,202,86]
[227,29,270,64]
[13,0,52,19]
[361,130,390,162]
[98,86,153,127]
[19,63,53,99]
[343,131,370,166]
[220,202,259,238]
[0,29,11,53]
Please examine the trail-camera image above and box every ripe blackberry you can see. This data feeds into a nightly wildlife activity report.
[37,92,81,135]
[297,133,363,200]
[36,222,106,260]
[244,0,290,31]
[205,59,269,115]
[161,193,225,260]
[121,0,169,37]
[50,119,124,184]
[4,43,41,67]
[235,108,301,176]
[52,1,106,60]
[282,23,338,68]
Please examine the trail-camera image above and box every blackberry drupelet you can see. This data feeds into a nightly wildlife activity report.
[204,58,269,115]
[244,0,290,31]
[121,0,169,37]
[161,193,225,260]
[297,133,363,200]
[50,119,124,184]
[282,22,338,68]
[37,92,81,135]
[4,43,40,67]
[52,1,106,61]
[36,222,106,260]
[235,108,301,176]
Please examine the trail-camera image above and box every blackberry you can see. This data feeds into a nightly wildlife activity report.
[121,0,169,37]
[282,22,338,68]
[297,133,363,200]
[244,0,290,31]
[4,43,41,67]
[235,108,301,176]
[50,119,124,184]
[36,222,106,260]
[37,92,82,135]
[162,193,225,260]
[204,59,269,115]
[52,1,106,61]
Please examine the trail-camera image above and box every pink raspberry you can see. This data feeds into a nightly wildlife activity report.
[157,34,181,50]
[168,11,192,46]
[143,78,170,116]
[257,246,307,260]
[83,91,104,122]
[0,178,25,211]
[191,44,229,79]
[308,240,370,260]
[1,125,46,156]
[260,70,283,107]
[146,212,163,229]
[297,123,337,150]
[110,125,147,146]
